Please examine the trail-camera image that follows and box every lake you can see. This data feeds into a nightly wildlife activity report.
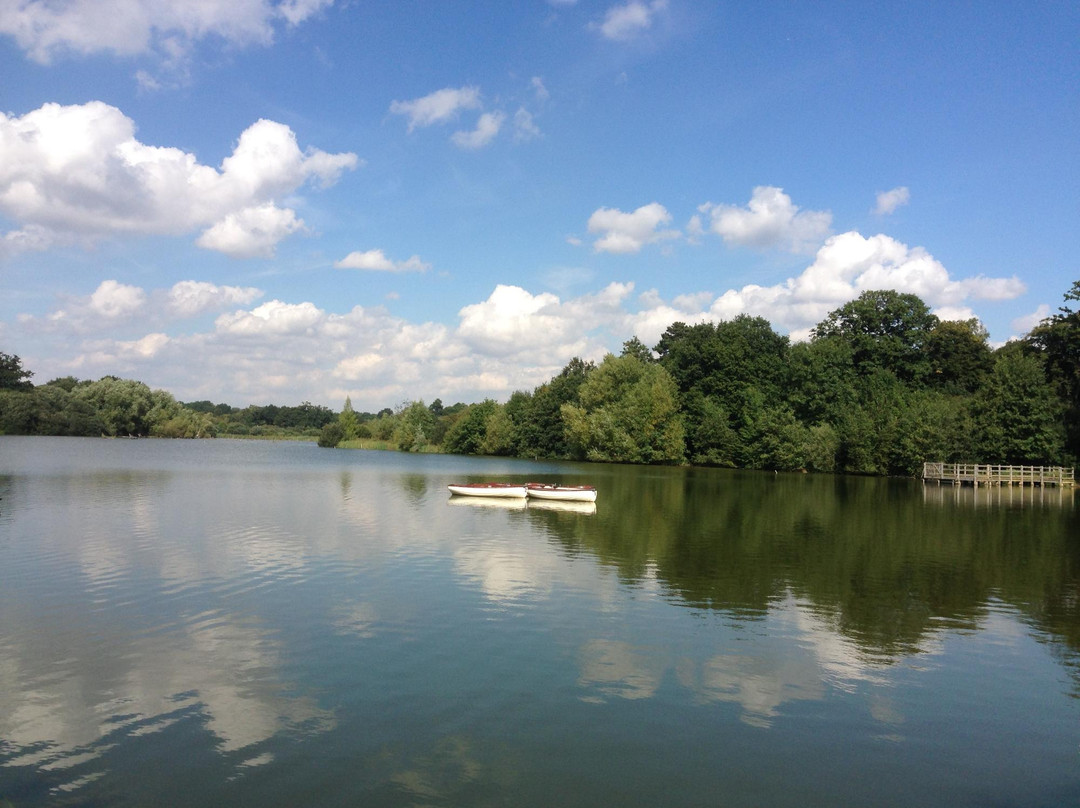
[1,436,1078,807]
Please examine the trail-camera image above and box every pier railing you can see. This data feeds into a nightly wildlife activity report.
[922,462,1075,487]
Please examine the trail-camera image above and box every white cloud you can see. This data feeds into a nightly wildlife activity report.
[597,0,668,41]
[89,279,147,319]
[451,111,505,150]
[587,202,680,254]
[18,278,266,336]
[12,235,1024,409]
[874,186,910,215]
[706,186,832,253]
[513,108,542,142]
[216,300,325,336]
[0,102,358,259]
[335,249,430,273]
[195,203,305,259]
[389,86,482,131]
[0,0,334,85]
[165,281,264,318]
[1011,304,1051,336]
[703,231,1024,339]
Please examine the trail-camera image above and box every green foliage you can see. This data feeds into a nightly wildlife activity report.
[0,351,33,390]
[620,336,654,362]
[1026,279,1080,458]
[812,290,939,384]
[152,409,216,438]
[318,421,345,447]
[72,378,162,436]
[513,357,594,459]
[925,318,993,393]
[393,400,436,452]
[443,400,497,455]
[562,354,685,464]
[785,338,858,424]
[972,350,1065,464]
[682,390,738,467]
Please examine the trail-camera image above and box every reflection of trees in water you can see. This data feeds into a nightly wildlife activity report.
[398,473,429,503]
[533,466,1080,664]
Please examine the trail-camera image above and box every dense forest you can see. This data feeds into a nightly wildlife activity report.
[2,283,1078,477]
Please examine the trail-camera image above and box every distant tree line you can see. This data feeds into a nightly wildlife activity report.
[3,281,1077,474]
[317,283,1079,475]
[0,365,338,439]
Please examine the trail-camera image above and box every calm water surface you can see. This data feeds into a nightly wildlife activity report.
[1,436,1079,807]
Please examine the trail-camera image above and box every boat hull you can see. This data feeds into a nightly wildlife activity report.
[448,483,527,498]
[525,484,597,503]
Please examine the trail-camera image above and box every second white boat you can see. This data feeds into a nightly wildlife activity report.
[525,483,598,503]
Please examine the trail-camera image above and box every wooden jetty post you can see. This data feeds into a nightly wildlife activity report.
[922,462,1076,488]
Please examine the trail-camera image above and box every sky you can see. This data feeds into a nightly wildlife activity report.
[1,0,1077,411]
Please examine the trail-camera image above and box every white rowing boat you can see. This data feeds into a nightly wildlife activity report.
[448,483,528,498]
[525,483,598,503]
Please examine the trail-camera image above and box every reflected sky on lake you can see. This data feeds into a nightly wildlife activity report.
[2,437,1079,807]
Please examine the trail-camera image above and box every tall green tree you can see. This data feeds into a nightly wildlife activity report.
[393,400,436,452]
[925,318,994,393]
[0,352,33,390]
[811,290,939,384]
[562,354,685,464]
[443,400,499,455]
[1026,279,1080,458]
[972,349,1065,465]
[514,357,594,458]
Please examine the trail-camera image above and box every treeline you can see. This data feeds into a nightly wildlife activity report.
[0,367,340,439]
[3,282,1078,474]
[318,284,1079,475]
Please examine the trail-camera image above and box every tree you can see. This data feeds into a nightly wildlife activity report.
[657,316,789,466]
[561,354,685,464]
[393,400,435,452]
[443,400,498,455]
[925,318,993,394]
[1026,279,1080,457]
[72,378,160,436]
[339,396,360,440]
[785,338,858,424]
[620,336,654,363]
[972,349,1065,465]
[514,357,594,458]
[0,352,33,390]
[318,421,345,448]
[811,290,939,384]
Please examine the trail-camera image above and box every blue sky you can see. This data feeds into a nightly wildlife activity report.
[1,0,1077,410]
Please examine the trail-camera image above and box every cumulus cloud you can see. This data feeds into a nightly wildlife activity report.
[89,279,147,319]
[587,202,680,253]
[216,300,325,336]
[596,0,668,41]
[389,86,482,131]
[0,0,334,84]
[195,203,305,259]
[874,186,910,215]
[452,111,506,150]
[18,278,266,335]
[701,231,1024,340]
[334,249,430,273]
[13,232,1024,409]
[704,186,832,253]
[1011,305,1051,336]
[165,281,263,318]
[0,101,358,259]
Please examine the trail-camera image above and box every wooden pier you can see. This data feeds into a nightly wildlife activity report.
[923,462,1075,488]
